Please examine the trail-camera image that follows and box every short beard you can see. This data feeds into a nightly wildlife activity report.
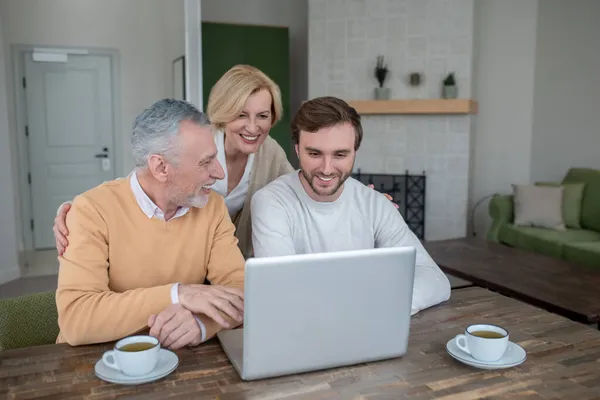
[300,168,351,198]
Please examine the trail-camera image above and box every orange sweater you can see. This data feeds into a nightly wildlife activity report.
[56,177,245,346]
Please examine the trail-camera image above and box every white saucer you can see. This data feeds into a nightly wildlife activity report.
[94,348,179,385]
[446,339,526,370]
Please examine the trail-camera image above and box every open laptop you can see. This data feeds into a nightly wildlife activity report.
[217,246,416,381]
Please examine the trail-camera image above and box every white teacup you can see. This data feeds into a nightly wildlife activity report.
[454,324,509,362]
[102,335,160,376]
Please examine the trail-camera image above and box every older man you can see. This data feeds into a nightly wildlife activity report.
[56,99,245,348]
[251,96,451,316]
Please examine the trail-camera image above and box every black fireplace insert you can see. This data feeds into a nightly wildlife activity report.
[352,169,426,239]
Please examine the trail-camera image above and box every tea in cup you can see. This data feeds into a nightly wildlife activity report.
[102,335,160,376]
[454,324,508,362]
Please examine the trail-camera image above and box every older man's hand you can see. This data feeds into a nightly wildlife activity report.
[148,304,202,349]
[178,284,244,328]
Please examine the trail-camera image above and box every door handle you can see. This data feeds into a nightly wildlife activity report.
[95,147,109,158]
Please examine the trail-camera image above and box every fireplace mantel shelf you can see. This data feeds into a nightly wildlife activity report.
[348,99,478,115]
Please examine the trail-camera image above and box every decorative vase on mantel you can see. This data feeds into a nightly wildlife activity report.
[373,55,390,100]
[374,87,390,100]
[442,72,458,99]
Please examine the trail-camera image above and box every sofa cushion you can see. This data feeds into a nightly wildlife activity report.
[499,224,600,259]
[563,242,600,269]
[535,181,585,229]
[512,184,565,230]
[562,168,600,232]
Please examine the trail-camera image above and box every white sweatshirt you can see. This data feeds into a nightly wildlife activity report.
[250,171,451,315]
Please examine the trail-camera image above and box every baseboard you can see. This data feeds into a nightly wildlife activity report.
[0,265,21,285]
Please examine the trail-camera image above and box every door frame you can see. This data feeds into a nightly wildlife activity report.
[184,0,203,109]
[11,45,122,254]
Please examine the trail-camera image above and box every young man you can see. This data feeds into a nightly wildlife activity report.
[55,99,245,347]
[250,96,451,315]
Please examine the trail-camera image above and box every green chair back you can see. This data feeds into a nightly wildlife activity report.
[0,291,59,350]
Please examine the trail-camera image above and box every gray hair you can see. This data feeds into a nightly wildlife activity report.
[131,98,210,167]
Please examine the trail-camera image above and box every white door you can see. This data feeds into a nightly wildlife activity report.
[24,53,116,250]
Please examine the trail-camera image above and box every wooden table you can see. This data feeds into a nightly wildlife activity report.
[3,287,600,399]
[425,238,600,328]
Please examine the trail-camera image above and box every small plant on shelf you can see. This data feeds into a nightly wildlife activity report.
[442,72,458,99]
[374,55,389,88]
[373,55,390,100]
[443,72,456,86]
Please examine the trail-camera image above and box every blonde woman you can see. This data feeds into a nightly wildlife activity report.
[204,64,294,257]
[53,65,393,257]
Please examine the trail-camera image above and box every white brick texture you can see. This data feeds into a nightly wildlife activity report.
[308,0,475,241]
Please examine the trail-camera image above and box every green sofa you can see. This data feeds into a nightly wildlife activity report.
[487,168,600,269]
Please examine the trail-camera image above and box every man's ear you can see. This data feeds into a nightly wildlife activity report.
[147,154,168,183]
[294,144,299,158]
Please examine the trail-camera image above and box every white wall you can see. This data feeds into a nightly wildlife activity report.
[201,0,308,116]
[530,0,600,182]
[470,0,539,237]
[1,0,185,176]
[0,15,20,283]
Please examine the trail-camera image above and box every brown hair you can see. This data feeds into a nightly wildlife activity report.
[206,65,283,131]
[291,96,363,150]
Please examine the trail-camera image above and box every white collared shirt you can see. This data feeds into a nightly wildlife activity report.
[129,171,207,343]
[129,170,189,221]
[210,130,254,217]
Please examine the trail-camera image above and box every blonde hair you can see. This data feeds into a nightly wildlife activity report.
[206,65,283,131]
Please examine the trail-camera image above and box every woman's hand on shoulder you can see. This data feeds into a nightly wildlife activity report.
[367,184,399,209]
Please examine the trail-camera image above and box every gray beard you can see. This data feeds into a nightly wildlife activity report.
[167,187,209,209]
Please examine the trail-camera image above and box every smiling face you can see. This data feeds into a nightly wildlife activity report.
[223,88,273,155]
[166,120,225,208]
[296,122,357,202]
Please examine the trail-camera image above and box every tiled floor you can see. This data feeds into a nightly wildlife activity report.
[0,250,59,300]
[22,250,59,278]
[0,275,58,300]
